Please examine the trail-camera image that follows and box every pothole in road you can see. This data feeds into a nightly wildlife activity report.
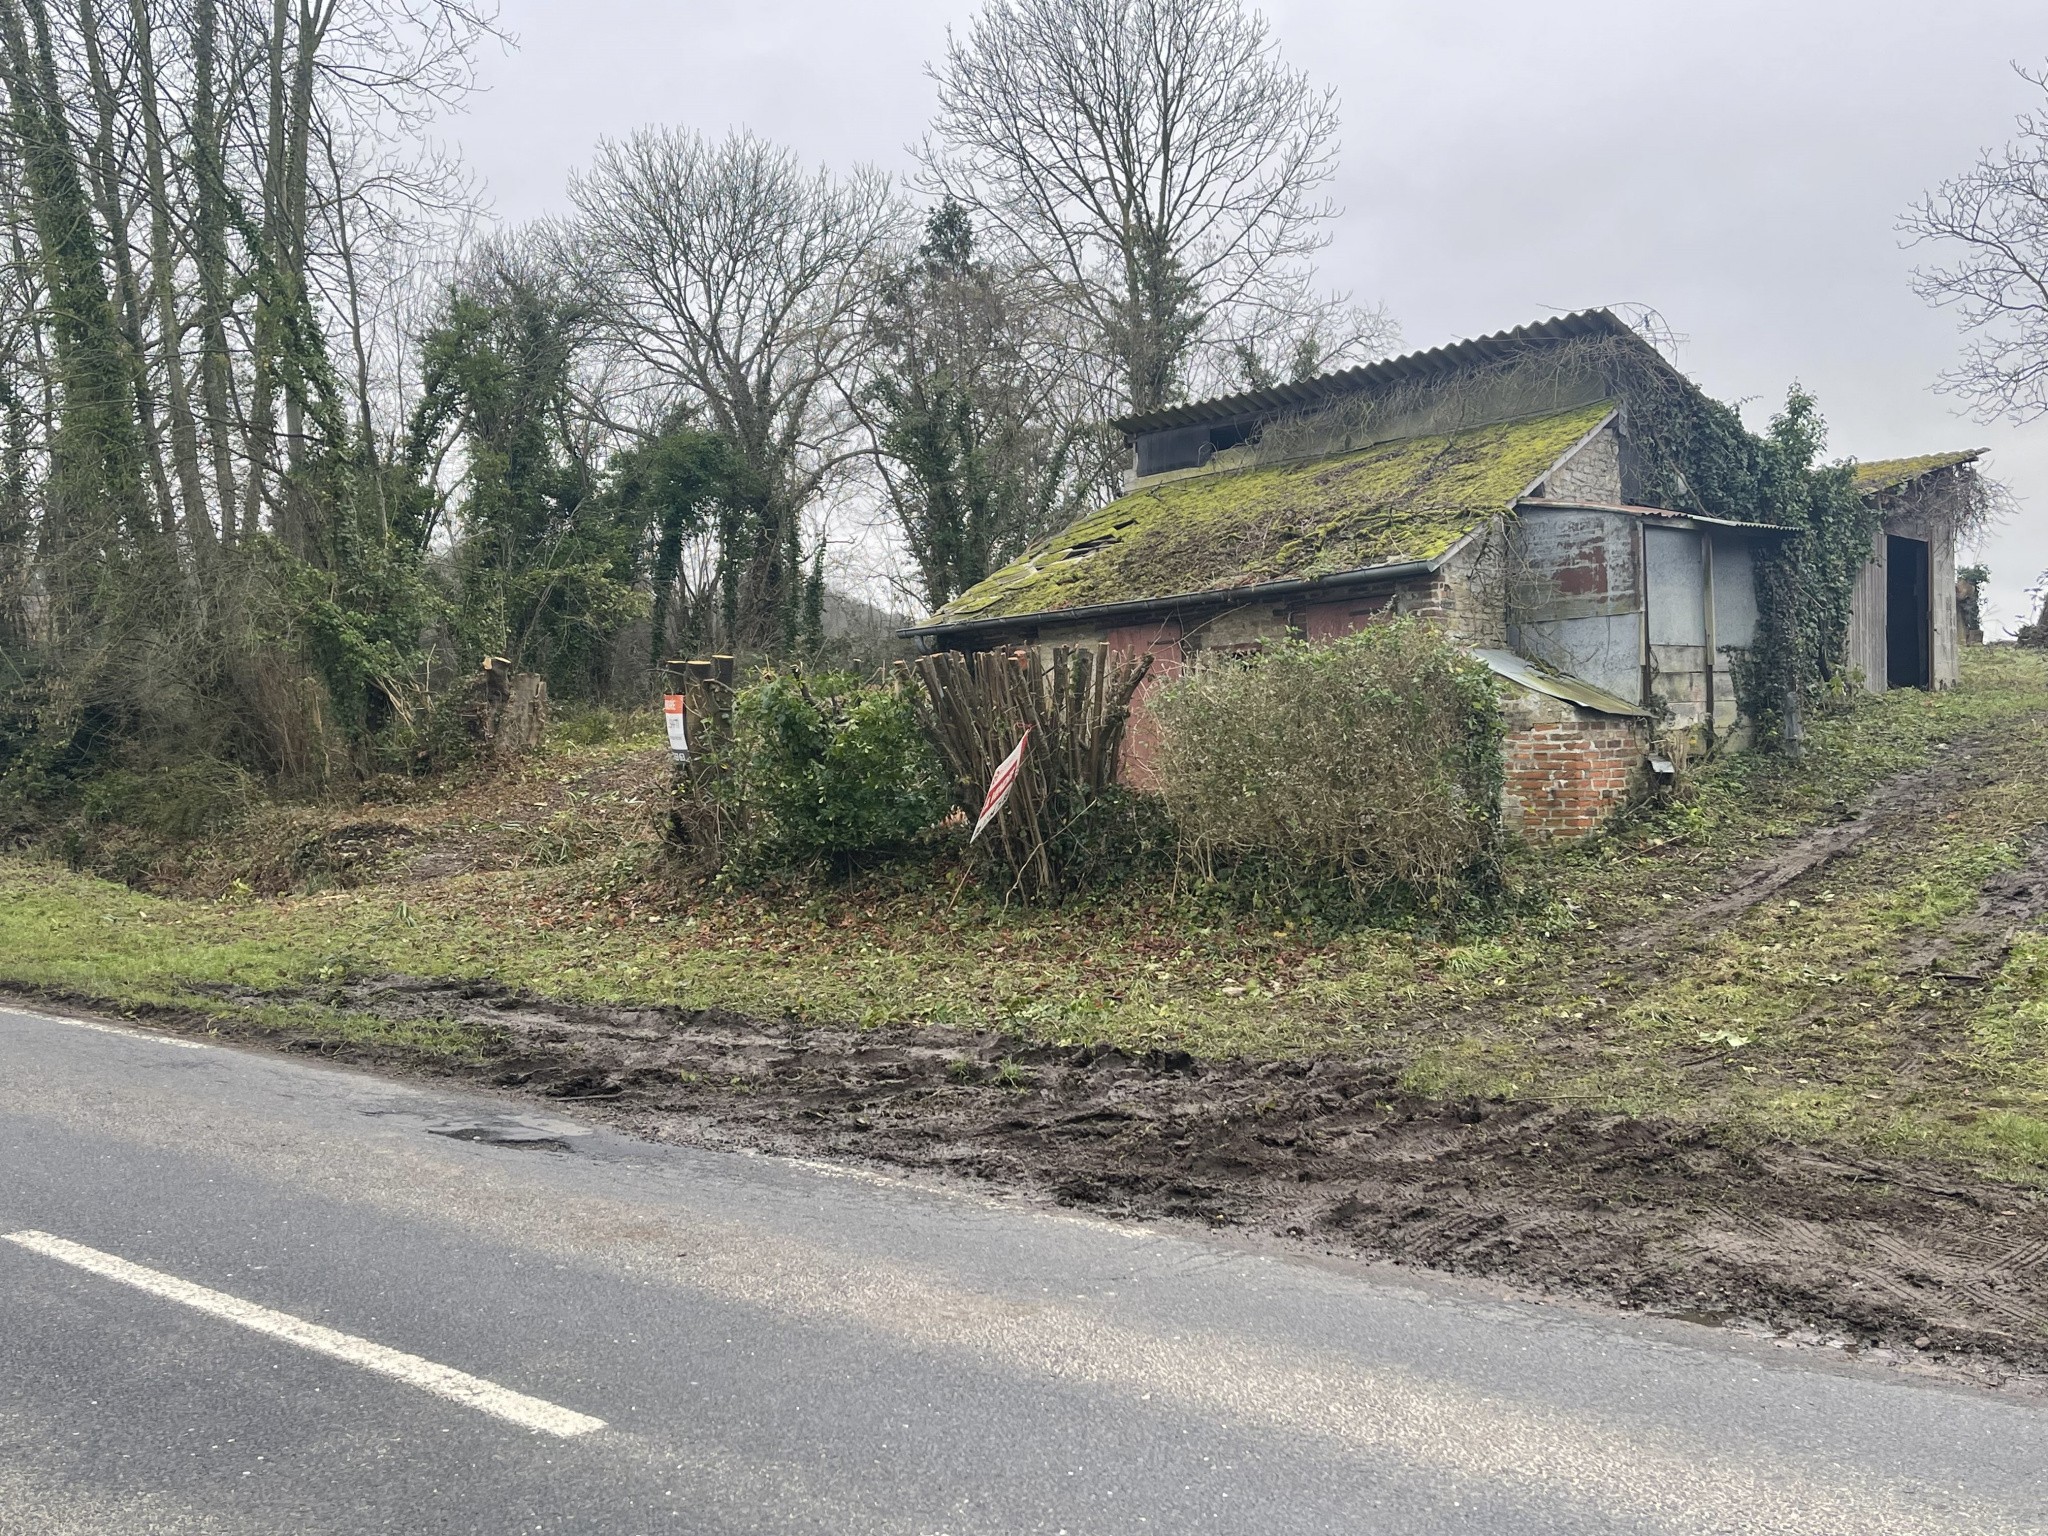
[428,1124,574,1152]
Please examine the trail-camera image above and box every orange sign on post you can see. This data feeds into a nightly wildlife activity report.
[662,694,690,761]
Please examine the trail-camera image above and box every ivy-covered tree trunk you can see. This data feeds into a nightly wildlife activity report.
[0,0,148,620]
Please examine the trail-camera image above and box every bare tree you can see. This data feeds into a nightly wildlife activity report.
[918,0,1366,416]
[1226,297,1400,393]
[566,126,900,649]
[857,199,1095,610]
[1905,64,2048,421]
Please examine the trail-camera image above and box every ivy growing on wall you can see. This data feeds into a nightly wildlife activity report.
[1596,345,1881,745]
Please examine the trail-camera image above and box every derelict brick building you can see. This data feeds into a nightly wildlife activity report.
[904,311,1983,839]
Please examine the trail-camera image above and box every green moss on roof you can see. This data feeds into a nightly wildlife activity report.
[930,401,1616,625]
[1851,450,1984,496]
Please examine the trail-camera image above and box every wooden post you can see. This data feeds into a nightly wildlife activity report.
[662,655,738,860]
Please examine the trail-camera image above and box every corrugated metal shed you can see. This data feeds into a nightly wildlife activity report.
[1109,309,1639,437]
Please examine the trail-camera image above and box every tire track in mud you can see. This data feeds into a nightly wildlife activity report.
[1614,736,2006,959]
[57,951,2045,1381]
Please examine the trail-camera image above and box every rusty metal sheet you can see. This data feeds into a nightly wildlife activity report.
[1511,509,1639,621]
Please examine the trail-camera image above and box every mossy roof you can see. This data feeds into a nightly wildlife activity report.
[927,400,1616,626]
[1851,449,1984,496]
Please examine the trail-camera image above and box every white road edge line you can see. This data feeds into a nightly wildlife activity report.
[21,1013,209,1050]
[3,1231,604,1438]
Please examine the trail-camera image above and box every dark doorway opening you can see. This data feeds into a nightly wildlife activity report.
[1886,534,1931,690]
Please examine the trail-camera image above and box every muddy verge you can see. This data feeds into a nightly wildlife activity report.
[55,971,2046,1381]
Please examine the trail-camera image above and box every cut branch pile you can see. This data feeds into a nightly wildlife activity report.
[902,643,1151,897]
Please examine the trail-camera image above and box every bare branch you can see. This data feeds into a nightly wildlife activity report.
[1904,62,2048,421]
[918,0,1360,414]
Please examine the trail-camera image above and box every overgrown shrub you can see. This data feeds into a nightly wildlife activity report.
[79,760,256,840]
[723,672,951,869]
[1148,620,1504,910]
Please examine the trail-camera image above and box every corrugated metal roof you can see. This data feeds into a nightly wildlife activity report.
[1473,648,1651,718]
[1110,309,1640,436]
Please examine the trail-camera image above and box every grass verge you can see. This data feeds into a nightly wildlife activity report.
[5,648,2047,1174]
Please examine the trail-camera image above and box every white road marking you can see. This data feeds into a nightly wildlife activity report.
[3,1230,604,1438]
[22,1013,208,1049]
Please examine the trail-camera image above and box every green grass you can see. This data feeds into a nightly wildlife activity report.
[5,647,2048,1176]
[0,872,489,1057]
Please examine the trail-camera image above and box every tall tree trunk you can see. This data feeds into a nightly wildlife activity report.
[190,0,238,542]
[0,0,147,621]
[322,126,386,541]
[126,0,212,552]
[240,0,290,547]
[267,0,333,562]
[75,0,176,539]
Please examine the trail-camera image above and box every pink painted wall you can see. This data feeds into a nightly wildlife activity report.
[1296,594,1397,642]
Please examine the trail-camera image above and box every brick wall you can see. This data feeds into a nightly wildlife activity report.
[1103,618,1183,788]
[1404,522,1509,645]
[1499,686,1647,840]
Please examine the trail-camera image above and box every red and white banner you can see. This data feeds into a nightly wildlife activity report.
[970,728,1031,842]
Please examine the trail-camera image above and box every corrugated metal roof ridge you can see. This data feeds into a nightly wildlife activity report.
[1515,496,1800,533]
[1109,309,1634,436]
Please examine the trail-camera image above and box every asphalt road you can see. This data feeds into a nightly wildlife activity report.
[2,1003,2044,1535]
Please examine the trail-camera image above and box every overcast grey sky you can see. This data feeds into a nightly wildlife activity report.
[451,0,2048,632]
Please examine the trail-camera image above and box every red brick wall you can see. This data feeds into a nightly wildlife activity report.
[1062,590,1647,841]
[1104,618,1182,788]
[1297,594,1393,641]
[1501,705,1647,840]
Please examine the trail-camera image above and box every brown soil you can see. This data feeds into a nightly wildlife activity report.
[48,957,2039,1383]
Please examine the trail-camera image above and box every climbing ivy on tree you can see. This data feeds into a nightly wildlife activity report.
[864,200,1082,610]
[408,265,643,698]
[604,422,755,665]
